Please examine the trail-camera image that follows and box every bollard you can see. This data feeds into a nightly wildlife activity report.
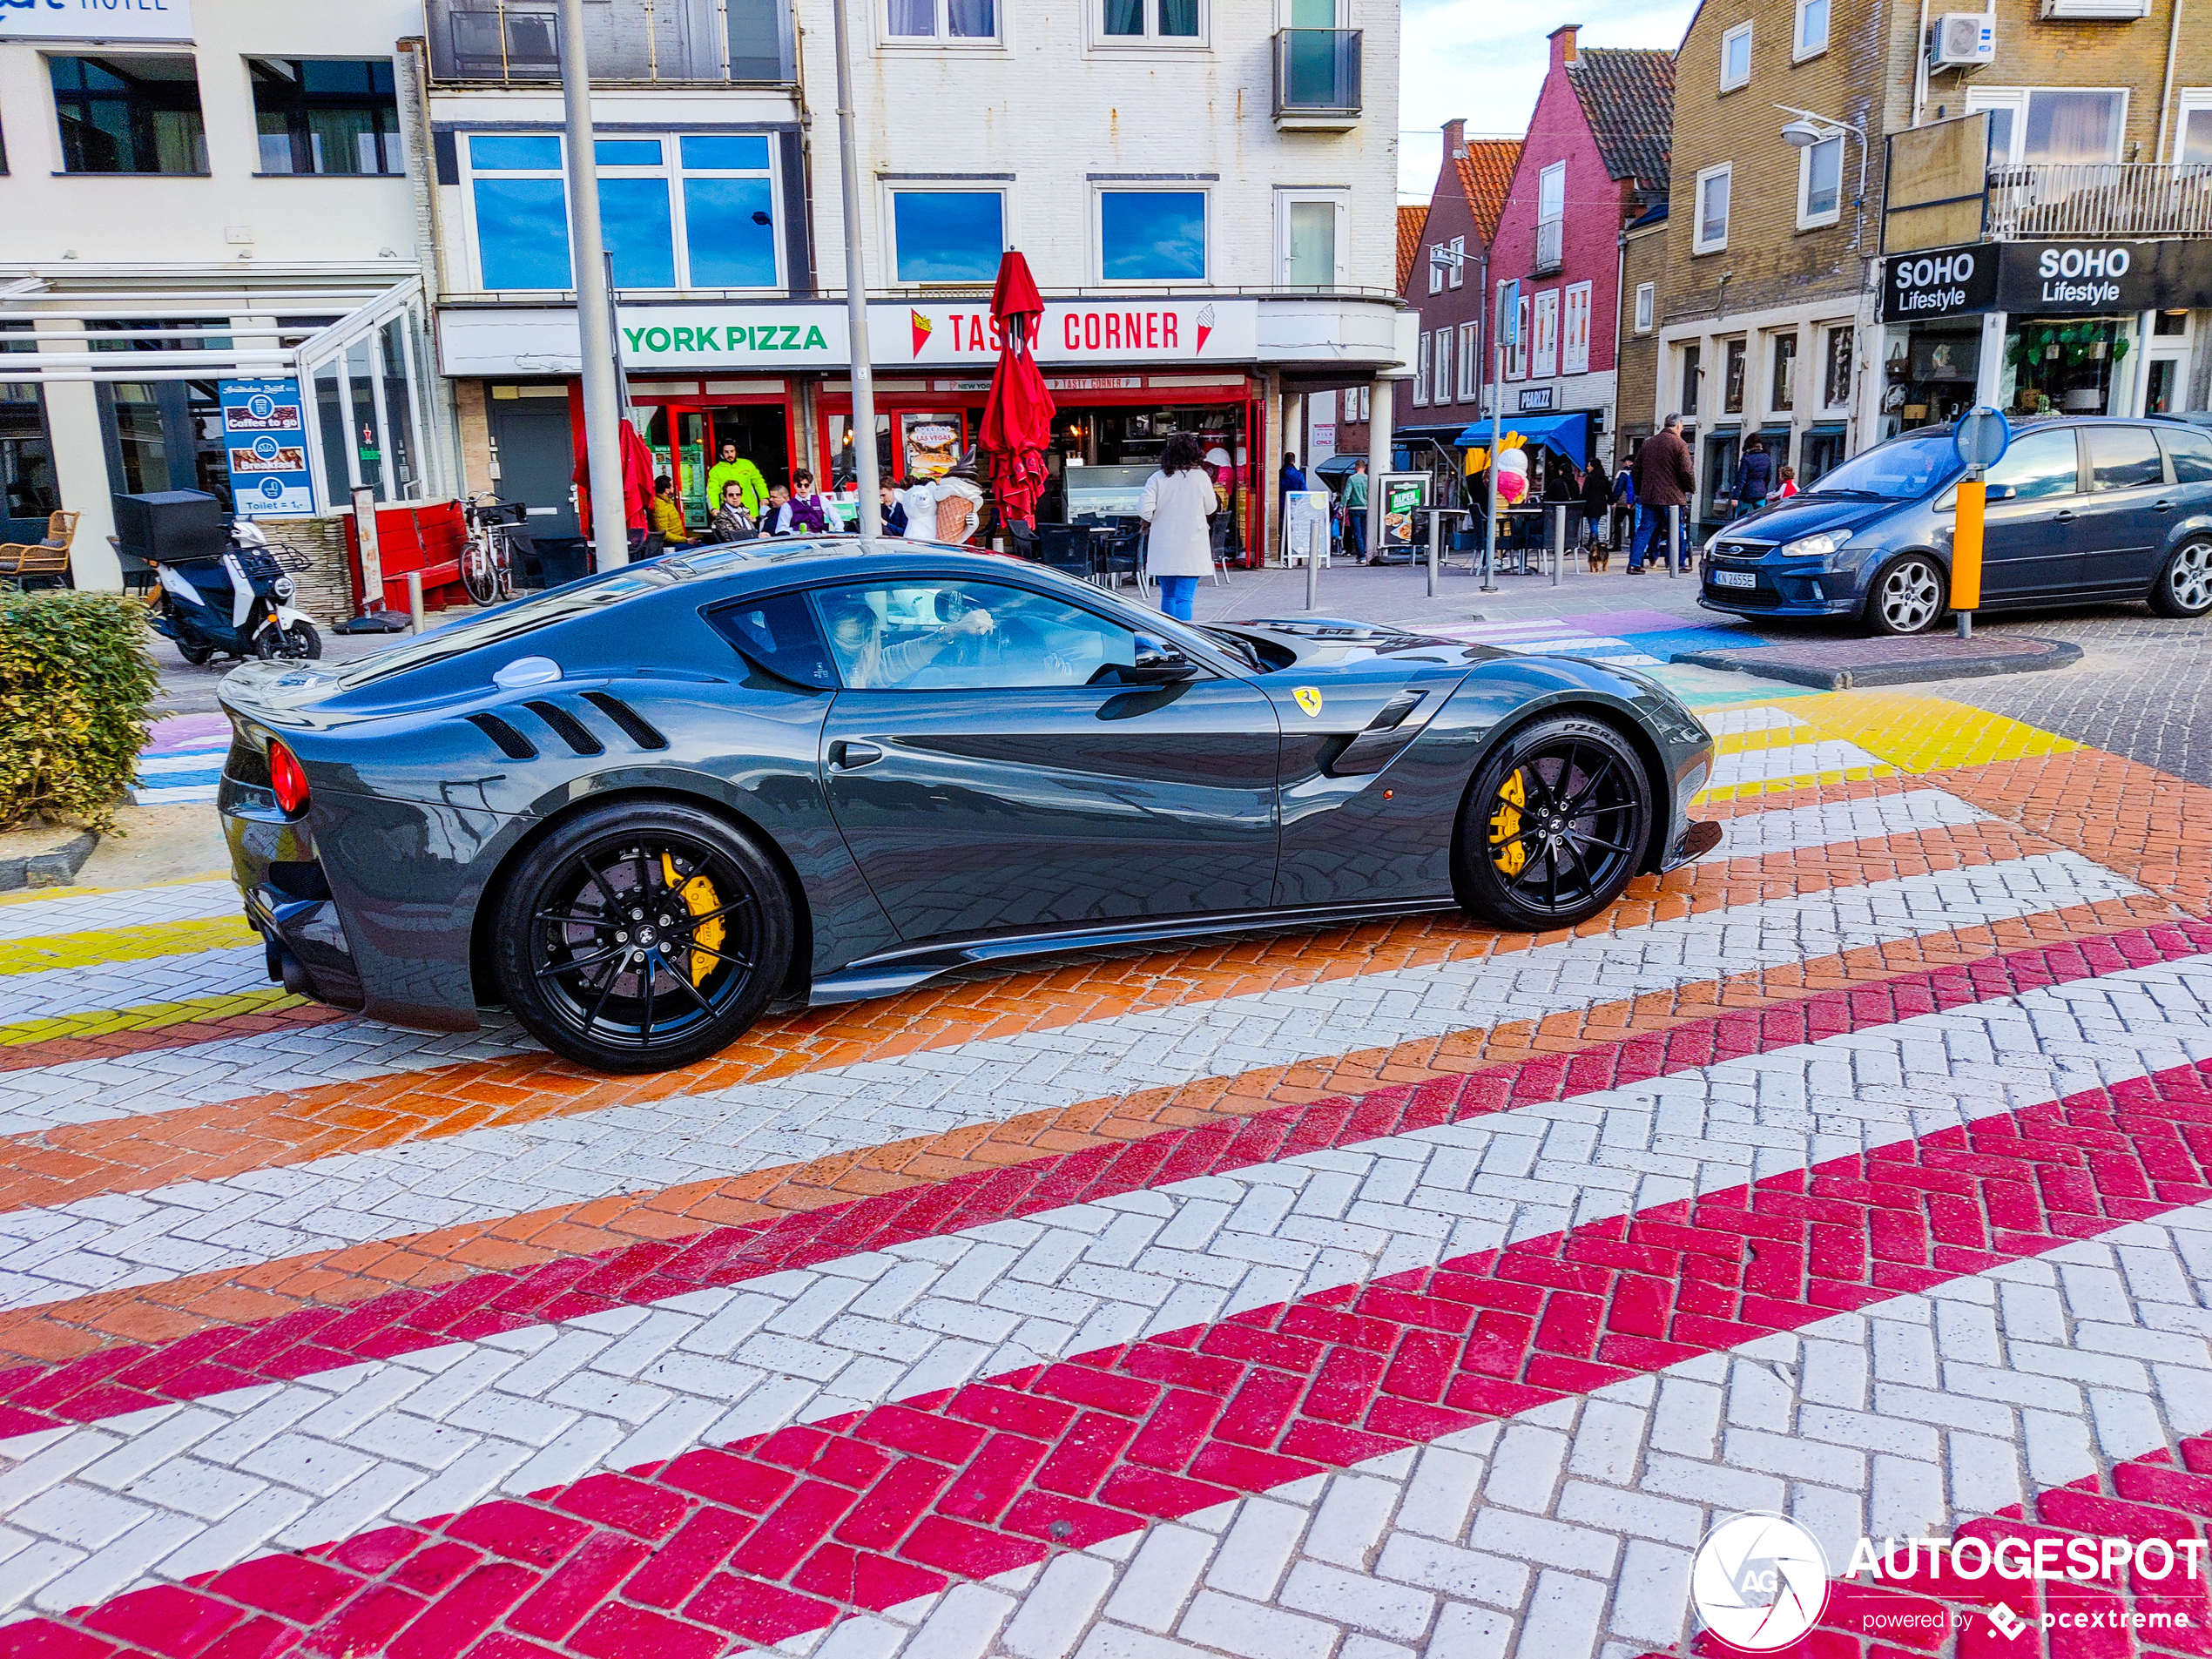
[1551,503,1566,588]
[1953,474,1986,639]
[1304,519,1318,612]
[1427,510,1441,598]
[406,570,426,632]
[1666,505,1681,579]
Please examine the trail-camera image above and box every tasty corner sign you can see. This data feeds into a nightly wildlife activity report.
[0,0,193,41]
[1882,239,2212,321]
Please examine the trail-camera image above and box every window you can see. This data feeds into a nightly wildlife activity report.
[1531,289,1559,379]
[1100,0,1201,37]
[1770,331,1797,411]
[51,55,205,174]
[1795,0,1828,56]
[1428,247,1444,295]
[2,331,57,521]
[1448,235,1465,289]
[1634,282,1655,334]
[1279,192,1345,288]
[1099,190,1206,281]
[889,188,1006,282]
[1536,161,1565,270]
[1414,331,1432,405]
[2181,94,2212,168]
[1695,164,1730,253]
[1458,320,1480,400]
[2163,427,2212,484]
[706,591,837,689]
[249,59,399,175]
[1798,133,1843,227]
[1433,327,1453,404]
[1680,342,1701,415]
[813,580,1153,691]
[1986,427,2080,500]
[886,0,998,40]
[1822,326,1852,408]
[1719,23,1751,91]
[1722,338,1745,414]
[1971,88,2127,165]
[2085,426,2164,492]
[463,132,781,293]
[1562,282,1591,376]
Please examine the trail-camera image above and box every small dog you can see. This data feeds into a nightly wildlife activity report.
[1586,537,1612,573]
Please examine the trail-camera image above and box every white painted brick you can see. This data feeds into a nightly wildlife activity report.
[1205,1498,1307,1598]
[1609,1539,1694,1645]
[1469,1507,1619,1576]
[1303,1474,1398,1569]
[1103,1526,1210,1634]
[1003,1554,1117,1659]
[1429,1602,1515,1659]
[1176,1590,1338,1659]
[1487,1424,1570,1512]
[1521,1569,1609,1659]
[1281,1559,1435,1640]
[1396,1446,1484,1541]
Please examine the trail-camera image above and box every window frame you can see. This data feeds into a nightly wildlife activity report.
[2178,90,2212,171]
[1793,0,1829,59]
[1769,328,1797,413]
[884,181,1009,287]
[1634,281,1655,334]
[880,0,1005,47]
[1433,325,1453,405]
[1457,319,1481,400]
[1797,132,1844,229]
[1530,288,1560,380]
[1275,187,1349,290]
[1985,424,2084,501]
[1448,235,1465,289]
[1822,325,1853,410]
[248,57,401,178]
[1722,336,1747,415]
[1428,246,1445,295]
[1095,185,1210,285]
[1562,280,1592,376]
[1968,85,2129,166]
[1679,341,1702,417]
[457,129,785,296]
[1694,162,1731,254]
[1719,22,1752,92]
[1414,330,1432,406]
[1091,0,1208,49]
[49,52,208,177]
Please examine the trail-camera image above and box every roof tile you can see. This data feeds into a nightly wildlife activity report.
[1564,47,1674,199]
[1453,138,1522,248]
[1396,204,1429,292]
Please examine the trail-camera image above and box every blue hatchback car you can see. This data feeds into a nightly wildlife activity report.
[1697,416,2212,635]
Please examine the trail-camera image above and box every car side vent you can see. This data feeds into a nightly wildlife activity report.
[465,712,538,760]
[524,699,606,757]
[225,738,271,788]
[582,691,669,751]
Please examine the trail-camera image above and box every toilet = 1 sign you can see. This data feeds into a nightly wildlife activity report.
[219,380,315,516]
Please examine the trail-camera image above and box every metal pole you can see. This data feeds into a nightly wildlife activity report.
[1483,331,1501,596]
[560,0,628,573]
[829,0,881,546]
[1666,503,1681,578]
[1426,508,1440,597]
[1305,513,1318,610]
[1551,502,1564,588]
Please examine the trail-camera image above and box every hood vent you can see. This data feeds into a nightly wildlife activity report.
[582,691,669,751]
[525,699,605,757]
[465,712,538,760]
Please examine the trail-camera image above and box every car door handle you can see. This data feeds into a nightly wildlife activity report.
[2155,499,2175,511]
[827,741,882,770]
[2052,510,2078,523]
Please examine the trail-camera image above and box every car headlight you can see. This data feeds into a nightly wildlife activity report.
[1775,531,1849,561]
[273,574,297,600]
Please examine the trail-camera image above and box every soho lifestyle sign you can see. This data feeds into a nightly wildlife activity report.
[0,0,192,41]
[1882,240,2212,322]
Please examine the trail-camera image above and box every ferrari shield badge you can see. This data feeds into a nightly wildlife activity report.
[1292,686,1323,717]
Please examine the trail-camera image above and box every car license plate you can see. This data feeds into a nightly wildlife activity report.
[1711,570,1757,589]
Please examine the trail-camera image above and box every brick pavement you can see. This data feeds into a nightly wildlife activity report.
[1,680,2209,1659]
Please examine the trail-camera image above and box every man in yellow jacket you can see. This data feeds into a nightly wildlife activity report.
[648,475,693,545]
[705,442,767,517]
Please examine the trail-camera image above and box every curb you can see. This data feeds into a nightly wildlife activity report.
[1669,636,2083,691]
[0,829,98,893]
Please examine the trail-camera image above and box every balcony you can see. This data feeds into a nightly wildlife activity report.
[1985,163,2212,241]
[1271,29,1361,132]
[1534,217,1563,274]
[426,0,792,85]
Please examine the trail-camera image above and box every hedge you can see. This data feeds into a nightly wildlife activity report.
[0,591,162,833]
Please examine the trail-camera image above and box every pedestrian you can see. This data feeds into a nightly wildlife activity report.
[1611,454,1636,551]
[710,481,755,543]
[1777,464,1799,500]
[880,480,909,537]
[705,442,767,518]
[1581,457,1614,570]
[759,484,798,535]
[1140,432,1217,624]
[1279,449,1306,503]
[785,469,833,533]
[648,475,693,546]
[1734,437,1774,518]
[1342,456,1370,563]
[1628,413,1695,573]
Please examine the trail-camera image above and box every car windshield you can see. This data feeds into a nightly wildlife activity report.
[1804,435,1957,500]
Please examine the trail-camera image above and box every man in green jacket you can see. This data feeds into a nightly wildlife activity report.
[1342,456,1370,563]
[705,442,767,517]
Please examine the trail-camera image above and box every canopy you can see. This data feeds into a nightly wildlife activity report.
[1454,412,1589,470]
[978,250,1055,529]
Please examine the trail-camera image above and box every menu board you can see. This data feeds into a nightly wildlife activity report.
[219,379,314,516]
[902,413,964,480]
[1376,473,1428,551]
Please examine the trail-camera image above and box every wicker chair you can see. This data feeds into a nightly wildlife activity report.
[0,511,78,590]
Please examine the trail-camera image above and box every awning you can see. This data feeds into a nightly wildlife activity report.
[1453,411,1590,469]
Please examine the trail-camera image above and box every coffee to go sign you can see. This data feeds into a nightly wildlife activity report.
[1881,239,2212,321]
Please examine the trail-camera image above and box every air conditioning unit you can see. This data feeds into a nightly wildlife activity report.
[1929,13,1996,66]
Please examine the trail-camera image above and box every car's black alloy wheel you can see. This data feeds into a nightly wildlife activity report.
[1865,554,1946,636]
[1458,714,1652,931]
[494,801,792,1072]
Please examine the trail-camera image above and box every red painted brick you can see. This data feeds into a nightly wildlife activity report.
[504,1533,653,1642]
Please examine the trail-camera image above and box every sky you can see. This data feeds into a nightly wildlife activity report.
[1396,0,1701,201]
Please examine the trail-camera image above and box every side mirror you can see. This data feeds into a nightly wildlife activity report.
[1093,640,1199,685]
[1984,483,2016,502]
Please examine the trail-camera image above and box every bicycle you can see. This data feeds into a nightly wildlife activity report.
[461,493,527,606]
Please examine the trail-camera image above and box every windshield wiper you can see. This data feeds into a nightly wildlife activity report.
[1201,626,1261,670]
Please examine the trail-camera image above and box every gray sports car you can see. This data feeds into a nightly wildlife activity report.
[217,542,1719,1073]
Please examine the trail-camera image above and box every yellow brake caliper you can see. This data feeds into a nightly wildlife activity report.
[661,854,725,987]
[1488,768,1528,877]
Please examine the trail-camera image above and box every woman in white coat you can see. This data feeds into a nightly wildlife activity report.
[1137,432,1216,622]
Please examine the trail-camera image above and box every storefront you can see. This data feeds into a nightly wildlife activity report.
[1877,239,2212,440]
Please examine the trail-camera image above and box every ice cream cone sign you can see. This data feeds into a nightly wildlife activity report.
[1196,303,1217,354]
[1494,440,1530,504]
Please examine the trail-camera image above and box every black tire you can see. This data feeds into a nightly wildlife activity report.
[1456,714,1653,931]
[462,542,502,607]
[493,800,793,1073]
[2148,539,2212,619]
[1864,553,1946,636]
[176,636,214,666]
[256,621,322,661]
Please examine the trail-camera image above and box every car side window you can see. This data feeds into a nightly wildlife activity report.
[809,579,1144,691]
[1984,427,2080,501]
[703,590,838,689]
[2161,427,2212,486]
[2084,426,2166,493]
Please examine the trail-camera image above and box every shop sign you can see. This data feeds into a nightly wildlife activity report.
[1879,243,1999,322]
[219,378,312,516]
[869,299,1259,366]
[1994,239,2212,315]
[0,0,192,43]
[1517,386,1555,412]
[616,304,847,367]
[1045,375,1147,391]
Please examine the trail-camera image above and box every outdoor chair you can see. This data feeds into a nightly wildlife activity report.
[1209,516,1232,585]
[1035,523,1096,583]
[1095,529,1144,593]
[0,510,78,590]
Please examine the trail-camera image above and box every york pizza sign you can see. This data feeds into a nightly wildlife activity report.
[1882,239,2212,321]
[617,305,846,367]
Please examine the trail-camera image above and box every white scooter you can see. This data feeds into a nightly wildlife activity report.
[149,519,321,664]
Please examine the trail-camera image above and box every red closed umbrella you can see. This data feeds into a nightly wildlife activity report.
[571,418,657,541]
[978,250,1055,531]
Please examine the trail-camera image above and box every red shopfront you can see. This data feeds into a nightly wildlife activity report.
[563,375,806,533]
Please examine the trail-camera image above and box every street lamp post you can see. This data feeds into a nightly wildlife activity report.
[1777,105,1870,239]
[830,0,881,547]
[559,0,629,571]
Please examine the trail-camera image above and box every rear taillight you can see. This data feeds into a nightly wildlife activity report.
[267,741,310,816]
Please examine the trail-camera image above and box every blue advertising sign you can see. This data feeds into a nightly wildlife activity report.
[219,379,314,516]
[1499,279,1522,347]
